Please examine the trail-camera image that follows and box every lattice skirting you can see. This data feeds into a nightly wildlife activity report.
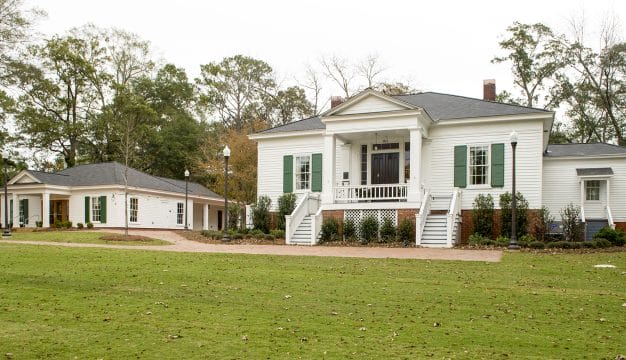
[344,209,397,226]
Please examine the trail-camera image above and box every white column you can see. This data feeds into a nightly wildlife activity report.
[12,193,18,226]
[203,203,209,230]
[407,128,422,203]
[42,192,50,228]
[322,133,336,205]
[187,199,194,230]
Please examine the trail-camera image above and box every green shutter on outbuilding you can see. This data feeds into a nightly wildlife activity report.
[99,196,107,223]
[454,145,467,188]
[84,197,90,223]
[311,153,322,192]
[283,155,293,193]
[21,199,28,225]
[491,143,505,187]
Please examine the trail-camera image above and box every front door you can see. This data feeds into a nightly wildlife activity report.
[371,153,399,184]
[49,200,69,226]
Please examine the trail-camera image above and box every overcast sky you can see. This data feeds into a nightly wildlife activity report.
[29,0,625,110]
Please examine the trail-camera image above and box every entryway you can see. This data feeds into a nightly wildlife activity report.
[371,153,399,184]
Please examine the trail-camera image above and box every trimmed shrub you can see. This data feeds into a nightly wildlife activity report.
[528,241,545,249]
[532,206,554,242]
[468,232,490,246]
[546,241,568,248]
[360,216,379,244]
[397,218,414,246]
[35,221,43,228]
[593,226,625,246]
[249,229,265,237]
[252,195,272,234]
[379,217,396,243]
[201,230,221,239]
[495,235,509,247]
[499,191,529,238]
[54,219,62,228]
[86,222,94,229]
[65,221,73,228]
[320,218,340,243]
[472,194,494,237]
[231,233,244,240]
[277,193,297,230]
[76,223,84,229]
[560,203,584,242]
[270,229,285,239]
[593,238,612,248]
[343,218,357,242]
[582,241,597,248]
[263,234,275,241]
[480,239,496,246]
[519,234,536,247]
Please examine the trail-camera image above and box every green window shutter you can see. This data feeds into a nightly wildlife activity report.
[311,153,323,192]
[22,199,28,225]
[283,155,293,193]
[84,197,90,223]
[491,143,505,187]
[99,196,107,224]
[454,145,467,188]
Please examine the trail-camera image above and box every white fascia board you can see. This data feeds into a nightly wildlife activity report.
[544,154,626,161]
[322,109,423,123]
[321,89,418,117]
[248,129,324,140]
[434,112,553,126]
[7,170,40,185]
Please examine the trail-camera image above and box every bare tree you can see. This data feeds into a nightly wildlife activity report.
[320,55,354,98]
[298,63,323,115]
[356,53,386,89]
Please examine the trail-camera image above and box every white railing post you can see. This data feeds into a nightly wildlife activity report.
[606,205,615,229]
[446,188,461,248]
[415,191,430,245]
[312,207,323,244]
[286,193,309,244]
[285,214,292,245]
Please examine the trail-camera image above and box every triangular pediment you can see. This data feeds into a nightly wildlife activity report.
[9,170,40,185]
[323,89,418,117]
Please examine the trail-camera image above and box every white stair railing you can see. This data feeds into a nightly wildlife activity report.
[415,191,431,246]
[285,194,309,245]
[606,205,615,229]
[446,188,462,247]
[311,207,323,244]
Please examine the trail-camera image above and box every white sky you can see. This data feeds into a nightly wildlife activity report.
[28,0,625,110]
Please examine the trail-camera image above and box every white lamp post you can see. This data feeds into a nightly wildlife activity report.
[508,130,520,250]
[184,169,190,230]
[222,145,231,242]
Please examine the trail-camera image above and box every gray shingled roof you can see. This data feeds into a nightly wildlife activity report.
[23,162,221,198]
[576,168,614,176]
[255,92,549,135]
[545,143,626,157]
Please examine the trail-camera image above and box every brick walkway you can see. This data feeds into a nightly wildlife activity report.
[7,229,503,262]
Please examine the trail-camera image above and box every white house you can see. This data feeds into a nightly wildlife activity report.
[3,162,226,231]
[249,83,626,247]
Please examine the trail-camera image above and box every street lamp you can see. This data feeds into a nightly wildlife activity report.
[2,150,11,237]
[222,145,231,242]
[184,169,190,230]
[508,130,520,250]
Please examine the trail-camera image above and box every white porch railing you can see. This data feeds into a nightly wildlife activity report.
[415,191,431,246]
[446,188,462,247]
[311,206,323,244]
[580,206,586,224]
[285,194,309,245]
[606,205,615,229]
[334,184,408,202]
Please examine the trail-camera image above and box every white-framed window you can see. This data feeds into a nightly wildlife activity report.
[295,155,311,191]
[469,145,489,186]
[176,202,184,225]
[129,197,138,223]
[585,180,601,201]
[91,196,101,222]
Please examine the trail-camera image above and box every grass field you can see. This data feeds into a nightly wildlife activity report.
[0,243,623,359]
[5,231,170,246]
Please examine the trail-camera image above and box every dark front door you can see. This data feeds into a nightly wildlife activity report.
[371,153,399,184]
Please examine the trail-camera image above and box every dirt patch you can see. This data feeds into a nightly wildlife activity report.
[99,234,157,243]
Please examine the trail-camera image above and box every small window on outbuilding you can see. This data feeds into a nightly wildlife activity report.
[585,180,600,201]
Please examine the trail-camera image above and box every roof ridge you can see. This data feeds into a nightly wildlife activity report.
[397,91,550,112]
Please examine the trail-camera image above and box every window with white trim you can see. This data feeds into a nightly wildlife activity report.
[129,197,138,223]
[295,155,311,191]
[91,196,101,222]
[176,202,184,225]
[469,145,489,185]
[585,180,600,201]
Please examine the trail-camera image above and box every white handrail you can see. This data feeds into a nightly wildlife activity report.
[446,188,462,247]
[311,207,323,244]
[606,205,615,229]
[415,191,431,246]
[580,206,586,223]
[285,194,309,245]
[335,184,408,202]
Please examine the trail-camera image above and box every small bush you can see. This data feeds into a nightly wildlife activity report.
[360,216,379,244]
[593,238,612,248]
[270,229,285,239]
[77,223,84,229]
[277,193,297,230]
[495,235,509,247]
[379,217,396,243]
[263,234,275,241]
[201,230,221,239]
[469,233,490,246]
[560,203,584,242]
[65,221,73,228]
[472,194,494,237]
[249,229,265,237]
[519,234,536,248]
[252,195,272,234]
[546,241,568,249]
[228,203,241,231]
[35,221,43,228]
[593,226,625,246]
[86,222,94,229]
[499,191,529,238]
[54,219,62,228]
[320,218,340,243]
[532,206,554,242]
[582,241,597,248]
[397,218,414,246]
[343,219,357,242]
[528,241,545,249]
[231,233,244,240]
[480,239,496,246]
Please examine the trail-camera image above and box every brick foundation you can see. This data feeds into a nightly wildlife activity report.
[615,222,626,232]
[459,209,541,243]
[322,210,345,223]
[397,209,419,225]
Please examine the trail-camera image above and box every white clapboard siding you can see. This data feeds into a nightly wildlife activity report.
[425,120,544,210]
[543,157,626,222]
[257,135,324,211]
[335,95,406,115]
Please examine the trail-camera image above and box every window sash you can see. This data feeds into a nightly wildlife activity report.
[469,146,489,185]
[91,196,101,222]
[129,198,138,223]
[585,180,601,201]
[295,155,311,191]
[176,202,184,225]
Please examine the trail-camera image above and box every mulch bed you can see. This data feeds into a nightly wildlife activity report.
[176,231,286,245]
[99,235,157,243]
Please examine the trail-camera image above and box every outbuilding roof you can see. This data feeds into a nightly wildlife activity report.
[18,162,221,198]
[545,143,626,157]
[576,168,614,176]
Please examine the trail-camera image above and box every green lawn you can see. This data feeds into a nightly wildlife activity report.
[0,244,623,359]
[5,231,170,246]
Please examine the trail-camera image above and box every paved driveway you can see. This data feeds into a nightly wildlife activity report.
[7,229,503,262]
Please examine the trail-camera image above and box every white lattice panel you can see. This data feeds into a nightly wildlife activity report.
[344,209,397,226]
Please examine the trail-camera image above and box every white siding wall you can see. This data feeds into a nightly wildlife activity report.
[425,120,544,209]
[257,135,324,211]
[543,157,626,222]
[16,195,42,227]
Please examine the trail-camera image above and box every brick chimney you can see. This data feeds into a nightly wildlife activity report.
[483,79,496,101]
[330,96,344,109]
